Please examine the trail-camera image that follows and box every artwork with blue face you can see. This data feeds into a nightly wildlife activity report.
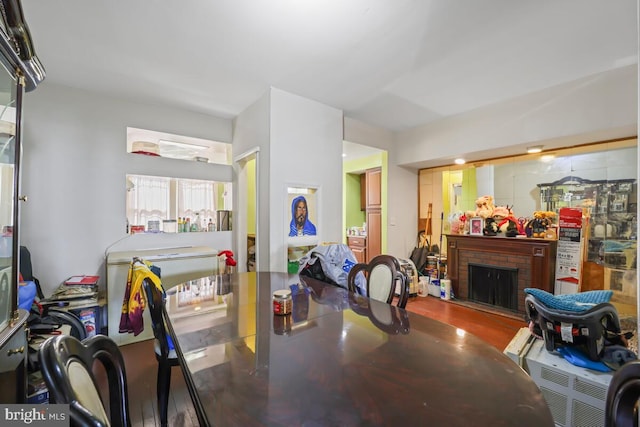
[289,195,317,237]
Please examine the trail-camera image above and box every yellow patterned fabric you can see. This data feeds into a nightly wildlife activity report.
[118,259,162,336]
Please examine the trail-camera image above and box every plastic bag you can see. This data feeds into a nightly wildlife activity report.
[18,281,37,310]
[299,244,366,294]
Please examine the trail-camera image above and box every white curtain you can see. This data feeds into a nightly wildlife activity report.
[126,175,170,227]
[177,179,216,230]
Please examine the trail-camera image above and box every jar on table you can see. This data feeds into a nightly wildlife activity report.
[273,289,292,315]
[273,313,292,335]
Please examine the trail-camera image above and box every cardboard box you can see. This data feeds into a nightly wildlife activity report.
[77,308,97,337]
[27,370,49,404]
[554,207,584,294]
[27,388,49,404]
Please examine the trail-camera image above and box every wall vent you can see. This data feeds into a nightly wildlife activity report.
[575,377,607,401]
[572,399,604,427]
[540,386,568,426]
[541,365,570,387]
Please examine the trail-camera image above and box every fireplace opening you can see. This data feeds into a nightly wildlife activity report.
[468,263,518,311]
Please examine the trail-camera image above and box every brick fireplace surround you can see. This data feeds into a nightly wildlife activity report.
[446,234,557,315]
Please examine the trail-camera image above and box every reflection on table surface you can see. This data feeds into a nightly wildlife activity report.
[165,272,553,427]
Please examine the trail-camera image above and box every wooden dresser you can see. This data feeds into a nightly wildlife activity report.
[347,236,367,264]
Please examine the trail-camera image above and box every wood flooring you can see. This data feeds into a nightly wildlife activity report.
[121,294,527,426]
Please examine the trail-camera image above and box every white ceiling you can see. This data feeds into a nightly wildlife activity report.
[22,0,638,138]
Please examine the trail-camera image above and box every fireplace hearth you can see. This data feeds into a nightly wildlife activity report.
[468,263,518,311]
[446,235,557,315]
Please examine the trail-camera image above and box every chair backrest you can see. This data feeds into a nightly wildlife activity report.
[347,254,409,308]
[348,292,410,334]
[45,308,87,340]
[38,334,131,427]
[605,360,640,427]
[141,277,172,359]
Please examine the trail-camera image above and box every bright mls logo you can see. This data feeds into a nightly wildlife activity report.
[0,405,68,426]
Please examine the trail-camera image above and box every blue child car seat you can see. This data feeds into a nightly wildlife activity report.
[524,288,622,361]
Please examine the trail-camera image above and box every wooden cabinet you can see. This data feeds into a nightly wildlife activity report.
[352,167,382,263]
[0,311,28,404]
[366,209,382,261]
[360,174,366,211]
[348,237,366,264]
[365,168,382,261]
[365,168,382,209]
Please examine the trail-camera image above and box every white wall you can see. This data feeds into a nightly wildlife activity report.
[233,90,271,272]
[396,65,638,168]
[270,88,343,272]
[232,88,345,273]
[22,83,234,296]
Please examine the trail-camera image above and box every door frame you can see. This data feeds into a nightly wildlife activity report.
[234,147,260,272]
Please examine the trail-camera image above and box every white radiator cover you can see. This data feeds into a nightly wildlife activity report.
[505,328,613,427]
[106,246,218,346]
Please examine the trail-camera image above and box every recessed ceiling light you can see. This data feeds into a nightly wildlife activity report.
[342,153,347,157]
[454,158,466,165]
[527,145,543,154]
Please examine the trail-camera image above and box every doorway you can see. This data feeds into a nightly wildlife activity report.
[234,148,259,272]
[343,141,387,259]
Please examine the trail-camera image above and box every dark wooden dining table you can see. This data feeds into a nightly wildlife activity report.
[163,272,554,426]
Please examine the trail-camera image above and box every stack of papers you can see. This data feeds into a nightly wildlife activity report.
[45,275,101,306]
[64,275,100,286]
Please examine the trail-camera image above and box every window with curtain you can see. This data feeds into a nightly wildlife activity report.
[126,175,170,227]
[177,178,217,230]
[126,174,227,233]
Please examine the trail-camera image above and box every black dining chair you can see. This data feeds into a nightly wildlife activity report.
[38,334,131,427]
[29,308,87,340]
[347,254,409,308]
[605,360,640,427]
[141,277,179,427]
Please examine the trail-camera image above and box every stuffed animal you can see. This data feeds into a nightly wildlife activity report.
[492,205,522,237]
[526,211,556,238]
[449,212,466,235]
[483,217,498,236]
[469,195,495,219]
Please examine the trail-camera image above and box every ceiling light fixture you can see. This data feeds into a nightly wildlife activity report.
[527,145,543,154]
[454,158,466,165]
[158,139,209,150]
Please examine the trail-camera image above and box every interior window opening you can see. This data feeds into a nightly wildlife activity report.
[126,174,231,233]
[126,126,232,165]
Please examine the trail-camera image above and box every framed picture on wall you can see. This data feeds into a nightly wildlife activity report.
[287,187,318,238]
[469,217,483,236]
